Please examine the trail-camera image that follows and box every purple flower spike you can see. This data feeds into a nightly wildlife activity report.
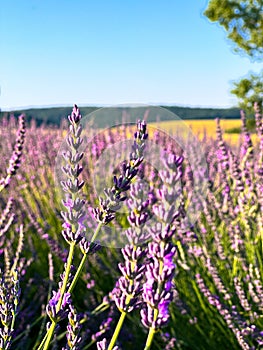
[0,269,21,349]
[46,288,72,322]
[60,105,87,245]
[68,104,82,124]
[141,150,183,334]
[66,304,82,349]
[112,181,151,314]
[93,120,148,225]
[0,114,26,191]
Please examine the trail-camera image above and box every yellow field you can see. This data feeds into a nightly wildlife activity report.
[148,119,258,145]
[69,119,258,146]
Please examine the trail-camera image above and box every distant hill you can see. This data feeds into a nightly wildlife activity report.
[0,105,243,128]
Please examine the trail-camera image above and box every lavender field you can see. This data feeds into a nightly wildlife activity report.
[0,104,263,350]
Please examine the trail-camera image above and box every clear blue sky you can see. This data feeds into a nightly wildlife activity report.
[0,0,262,110]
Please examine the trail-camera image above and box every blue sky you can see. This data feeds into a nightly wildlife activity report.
[0,0,262,110]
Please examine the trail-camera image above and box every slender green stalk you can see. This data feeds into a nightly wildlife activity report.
[36,331,49,350]
[39,242,75,350]
[91,301,110,315]
[107,311,127,350]
[68,253,87,295]
[10,310,17,340]
[56,242,75,311]
[107,260,135,349]
[144,327,156,350]
[68,222,102,294]
[42,322,56,350]
[33,279,53,348]
[90,222,103,243]
[38,222,102,350]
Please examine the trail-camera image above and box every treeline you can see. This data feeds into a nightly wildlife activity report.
[0,105,243,128]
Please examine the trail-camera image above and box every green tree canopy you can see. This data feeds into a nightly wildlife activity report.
[204,0,263,60]
[231,73,263,111]
[204,0,263,112]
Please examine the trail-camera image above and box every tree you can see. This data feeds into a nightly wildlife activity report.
[231,74,263,111]
[204,0,263,112]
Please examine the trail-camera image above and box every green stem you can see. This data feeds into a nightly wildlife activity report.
[40,242,75,350]
[90,221,103,243]
[144,327,156,350]
[107,241,142,349]
[91,301,110,315]
[10,309,17,338]
[68,253,87,294]
[57,242,75,311]
[42,322,56,350]
[107,311,127,350]
[68,222,102,294]
[107,266,134,349]
[33,285,53,349]
[39,222,102,349]
[36,331,49,350]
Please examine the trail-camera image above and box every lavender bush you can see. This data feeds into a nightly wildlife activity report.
[0,114,26,349]
[0,104,262,349]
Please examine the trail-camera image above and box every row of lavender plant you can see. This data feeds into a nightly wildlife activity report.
[0,103,262,349]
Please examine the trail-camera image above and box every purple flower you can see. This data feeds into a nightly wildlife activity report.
[49,291,61,308]
[60,105,87,244]
[66,304,82,349]
[47,290,71,322]
[93,120,148,225]
[0,114,26,191]
[159,300,170,319]
[141,150,182,333]
[0,269,21,349]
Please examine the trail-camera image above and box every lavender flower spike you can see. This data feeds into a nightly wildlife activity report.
[0,198,15,239]
[107,124,149,350]
[141,150,183,350]
[65,304,82,349]
[40,105,88,350]
[93,119,148,227]
[113,181,151,315]
[0,269,21,350]
[141,244,176,324]
[0,114,26,192]
[61,104,86,245]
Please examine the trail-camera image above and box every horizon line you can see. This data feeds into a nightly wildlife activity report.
[1,102,239,112]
